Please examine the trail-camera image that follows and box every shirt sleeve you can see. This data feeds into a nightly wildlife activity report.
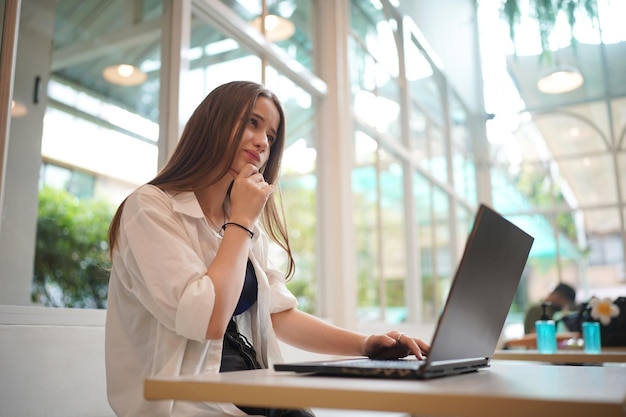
[254,231,298,314]
[117,187,215,342]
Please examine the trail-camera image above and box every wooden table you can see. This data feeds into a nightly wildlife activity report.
[493,348,626,364]
[144,362,626,417]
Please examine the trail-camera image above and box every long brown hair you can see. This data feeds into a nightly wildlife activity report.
[108,81,295,278]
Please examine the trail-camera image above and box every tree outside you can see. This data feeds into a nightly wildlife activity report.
[32,181,318,312]
[32,186,113,308]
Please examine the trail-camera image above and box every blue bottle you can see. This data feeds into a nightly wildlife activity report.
[535,302,557,354]
[582,312,602,354]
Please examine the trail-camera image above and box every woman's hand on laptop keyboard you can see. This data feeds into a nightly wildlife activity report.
[363,332,430,360]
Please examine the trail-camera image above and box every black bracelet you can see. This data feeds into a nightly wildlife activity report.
[221,222,254,239]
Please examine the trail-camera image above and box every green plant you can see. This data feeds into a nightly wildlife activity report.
[280,176,318,313]
[32,186,113,308]
[500,0,599,60]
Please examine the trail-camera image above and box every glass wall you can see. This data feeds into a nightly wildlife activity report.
[1,0,320,309]
[1,0,488,331]
[221,0,314,72]
[478,0,626,337]
[30,0,163,307]
[186,2,319,310]
[348,0,479,323]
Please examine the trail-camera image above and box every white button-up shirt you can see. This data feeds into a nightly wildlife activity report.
[105,184,298,416]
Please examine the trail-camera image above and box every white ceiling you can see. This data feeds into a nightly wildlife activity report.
[505,41,626,235]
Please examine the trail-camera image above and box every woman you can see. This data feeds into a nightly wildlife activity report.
[105,80,429,417]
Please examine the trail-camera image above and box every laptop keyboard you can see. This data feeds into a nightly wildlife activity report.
[329,358,426,370]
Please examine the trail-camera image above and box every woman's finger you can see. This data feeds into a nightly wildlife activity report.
[236,163,259,178]
[394,333,429,359]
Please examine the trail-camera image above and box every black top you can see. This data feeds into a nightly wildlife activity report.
[233,259,258,316]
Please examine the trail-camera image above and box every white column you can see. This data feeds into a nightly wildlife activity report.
[0,0,22,230]
[158,0,190,167]
[0,0,55,305]
[314,0,357,329]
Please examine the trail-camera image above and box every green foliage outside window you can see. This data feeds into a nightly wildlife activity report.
[281,176,317,313]
[32,186,113,308]
[514,165,577,240]
[33,181,318,311]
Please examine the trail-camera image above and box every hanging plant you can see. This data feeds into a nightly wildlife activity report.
[500,0,599,62]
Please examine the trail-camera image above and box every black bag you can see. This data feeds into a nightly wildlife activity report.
[220,319,315,417]
[569,296,626,347]
[220,325,263,373]
[597,297,626,346]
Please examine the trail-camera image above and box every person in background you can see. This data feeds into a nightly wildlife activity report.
[104,81,430,417]
[523,283,578,334]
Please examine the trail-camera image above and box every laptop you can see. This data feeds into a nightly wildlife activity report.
[274,203,534,379]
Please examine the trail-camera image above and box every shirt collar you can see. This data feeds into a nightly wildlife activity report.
[168,188,260,242]
[170,190,204,219]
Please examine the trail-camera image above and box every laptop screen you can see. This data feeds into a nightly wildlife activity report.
[426,204,534,363]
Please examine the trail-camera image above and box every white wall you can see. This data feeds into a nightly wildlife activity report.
[0,306,114,417]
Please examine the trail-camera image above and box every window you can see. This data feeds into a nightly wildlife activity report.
[349,0,477,324]
[0,0,320,310]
